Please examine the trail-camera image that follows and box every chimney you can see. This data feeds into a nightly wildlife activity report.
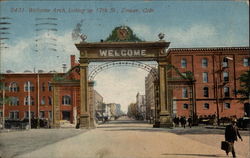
[70,55,75,68]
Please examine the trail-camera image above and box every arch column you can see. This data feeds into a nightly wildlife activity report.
[79,62,90,128]
[158,61,173,127]
[88,81,96,128]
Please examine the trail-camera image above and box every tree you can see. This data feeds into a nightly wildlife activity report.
[237,70,250,102]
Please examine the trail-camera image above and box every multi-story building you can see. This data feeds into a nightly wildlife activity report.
[136,92,146,120]
[166,47,250,119]
[106,103,122,119]
[0,55,104,127]
[145,68,157,122]
[0,72,57,122]
[145,47,249,120]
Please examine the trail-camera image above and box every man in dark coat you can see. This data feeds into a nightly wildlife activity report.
[224,119,243,157]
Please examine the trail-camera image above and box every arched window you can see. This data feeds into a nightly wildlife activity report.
[10,97,19,106]
[62,95,71,105]
[224,86,230,97]
[9,82,19,92]
[41,96,46,105]
[203,103,209,109]
[203,87,209,97]
[202,58,208,68]
[24,81,34,92]
[181,58,187,68]
[222,57,229,68]
[24,96,34,105]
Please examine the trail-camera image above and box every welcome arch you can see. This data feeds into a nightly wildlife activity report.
[75,40,172,128]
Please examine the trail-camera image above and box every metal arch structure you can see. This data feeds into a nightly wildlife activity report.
[88,61,158,81]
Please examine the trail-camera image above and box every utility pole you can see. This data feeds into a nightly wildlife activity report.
[28,81,31,129]
[2,85,5,129]
[37,73,40,128]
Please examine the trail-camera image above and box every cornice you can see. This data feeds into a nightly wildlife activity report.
[168,46,249,52]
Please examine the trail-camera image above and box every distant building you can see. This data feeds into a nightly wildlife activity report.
[106,103,120,118]
[145,68,158,122]
[136,92,146,120]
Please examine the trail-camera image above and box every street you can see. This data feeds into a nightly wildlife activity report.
[0,117,249,158]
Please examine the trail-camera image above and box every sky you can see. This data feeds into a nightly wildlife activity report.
[0,0,249,112]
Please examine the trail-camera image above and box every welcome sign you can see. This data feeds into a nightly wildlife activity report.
[99,49,147,57]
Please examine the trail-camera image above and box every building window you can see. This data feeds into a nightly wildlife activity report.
[203,87,209,97]
[183,103,188,109]
[203,72,208,83]
[202,58,208,68]
[24,96,34,105]
[62,95,71,105]
[24,111,35,119]
[181,58,187,68]
[222,57,229,68]
[203,103,209,109]
[0,111,2,117]
[41,96,46,105]
[48,96,52,105]
[48,111,52,119]
[182,88,188,98]
[243,58,250,67]
[48,82,52,91]
[224,86,230,97]
[42,83,46,91]
[10,97,19,106]
[224,103,231,109]
[24,81,34,92]
[223,72,229,82]
[9,111,19,120]
[39,111,45,118]
[9,82,19,92]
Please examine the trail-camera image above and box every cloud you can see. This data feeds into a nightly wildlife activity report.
[1,31,79,73]
[130,23,248,48]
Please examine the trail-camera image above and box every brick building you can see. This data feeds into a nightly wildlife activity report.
[0,72,57,122]
[166,47,250,119]
[0,55,104,126]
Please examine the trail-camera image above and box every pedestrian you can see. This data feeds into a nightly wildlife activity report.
[176,117,180,127]
[188,117,192,128]
[76,116,80,129]
[224,118,243,157]
[180,116,186,128]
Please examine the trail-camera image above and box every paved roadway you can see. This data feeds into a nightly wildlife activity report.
[0,117,249,158]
